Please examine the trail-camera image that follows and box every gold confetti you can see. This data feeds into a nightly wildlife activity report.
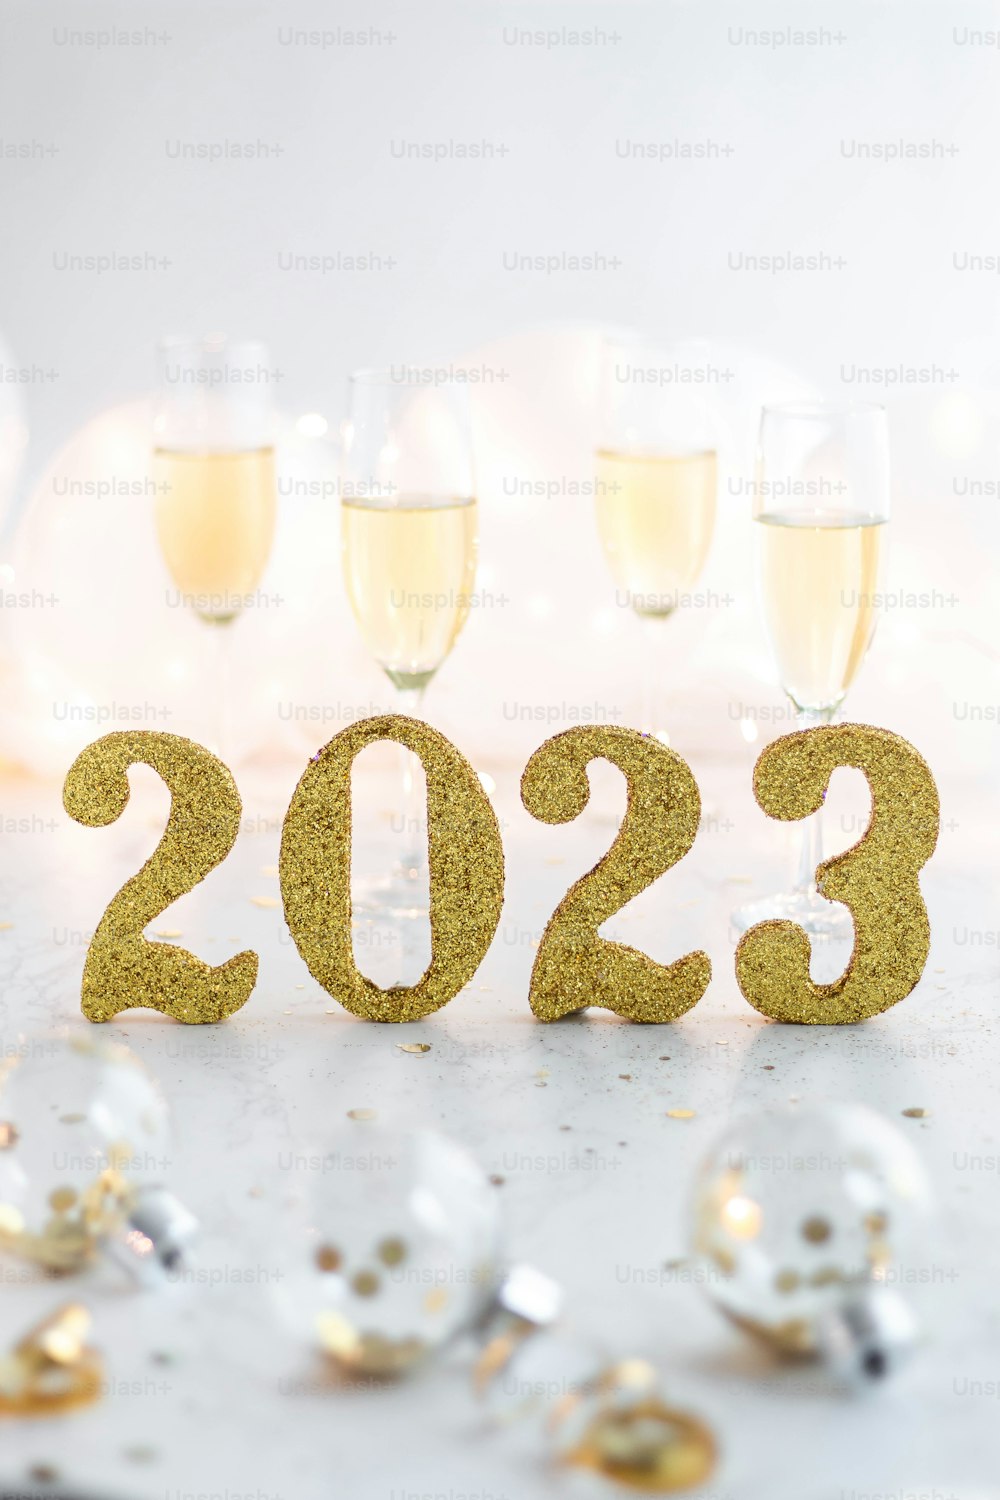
[123,1446,158,1464]
[902,1107,929,1119]
[667,1109,696,1120]
[423,1286,449,1315]
[800,1215,832,1244]
[154,929,183,939]
[521,727,711,1022]
[62,732,259,1024]
[351,1269,380,1298]
[396,1042,431,1055]
[250,896,280,909]
[377,1237,407,1267]
[315,1244,342,1272]
[735,725,939,1023]
[0,1304,103,1417]
[347,1108,376,1121]
[280,716,504,1022]
[0,1122,19,1150]
[564,1386,717,1492]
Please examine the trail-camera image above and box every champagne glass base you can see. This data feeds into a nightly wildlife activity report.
[349,871,432,989]
[351,864,429,920]
[730,889,854,942]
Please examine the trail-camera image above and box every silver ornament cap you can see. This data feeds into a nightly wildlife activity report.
[104,1185,199,1287]
[816,1284,920,1389]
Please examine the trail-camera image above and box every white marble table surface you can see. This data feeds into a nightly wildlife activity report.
[0,743,997,1500]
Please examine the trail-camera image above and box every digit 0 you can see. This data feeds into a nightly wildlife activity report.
[280,715,504,1022]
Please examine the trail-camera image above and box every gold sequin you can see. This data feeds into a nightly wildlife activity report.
[315,1244,342,1273]
[48,1187,78,1213]
[735,725,939,1023]
[351,1269,380,1298]
[520,727,710,1022]
[279,715,504,1023]
[800,1215,832,1245]
[377,1237,407,1267]
[62,731,259,1024]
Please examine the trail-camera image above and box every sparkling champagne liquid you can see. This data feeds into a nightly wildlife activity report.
[594,449,717,617]
[153,447,276,623]
[341,494,478,690]
[756,510,887,713]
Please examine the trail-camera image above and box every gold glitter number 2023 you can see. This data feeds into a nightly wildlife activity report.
[521,727,711,1022]
[735,724,940,1023]
[63,719,939,1028]
[62,731,259,1024]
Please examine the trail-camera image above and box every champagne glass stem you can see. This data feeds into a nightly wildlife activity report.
[394,684,427,874]
[211,623,235,767]
[639,614,670,745]
[791,706,834,897]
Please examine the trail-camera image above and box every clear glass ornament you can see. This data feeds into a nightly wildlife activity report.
[278,1125,501,1378]
[691,1102,931,1355]
[0,1033,171,1273]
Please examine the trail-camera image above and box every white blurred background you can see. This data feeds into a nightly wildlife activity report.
[0,0,998,780]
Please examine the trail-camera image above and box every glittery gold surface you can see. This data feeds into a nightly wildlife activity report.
[735,724,939,1024]
[62,732,259,1023]
[280,715,504,1022]
[520,727,710,1022]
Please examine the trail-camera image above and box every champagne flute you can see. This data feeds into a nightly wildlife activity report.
[595,337,718,744]
[152,335,276,760]
[732,400,890,939]
[340,367,478,913]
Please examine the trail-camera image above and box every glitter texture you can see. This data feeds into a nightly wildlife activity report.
[735,724,939,1024]
[520,727,710,1022]
[280,715,504,1022]
[62,732,259,1024]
